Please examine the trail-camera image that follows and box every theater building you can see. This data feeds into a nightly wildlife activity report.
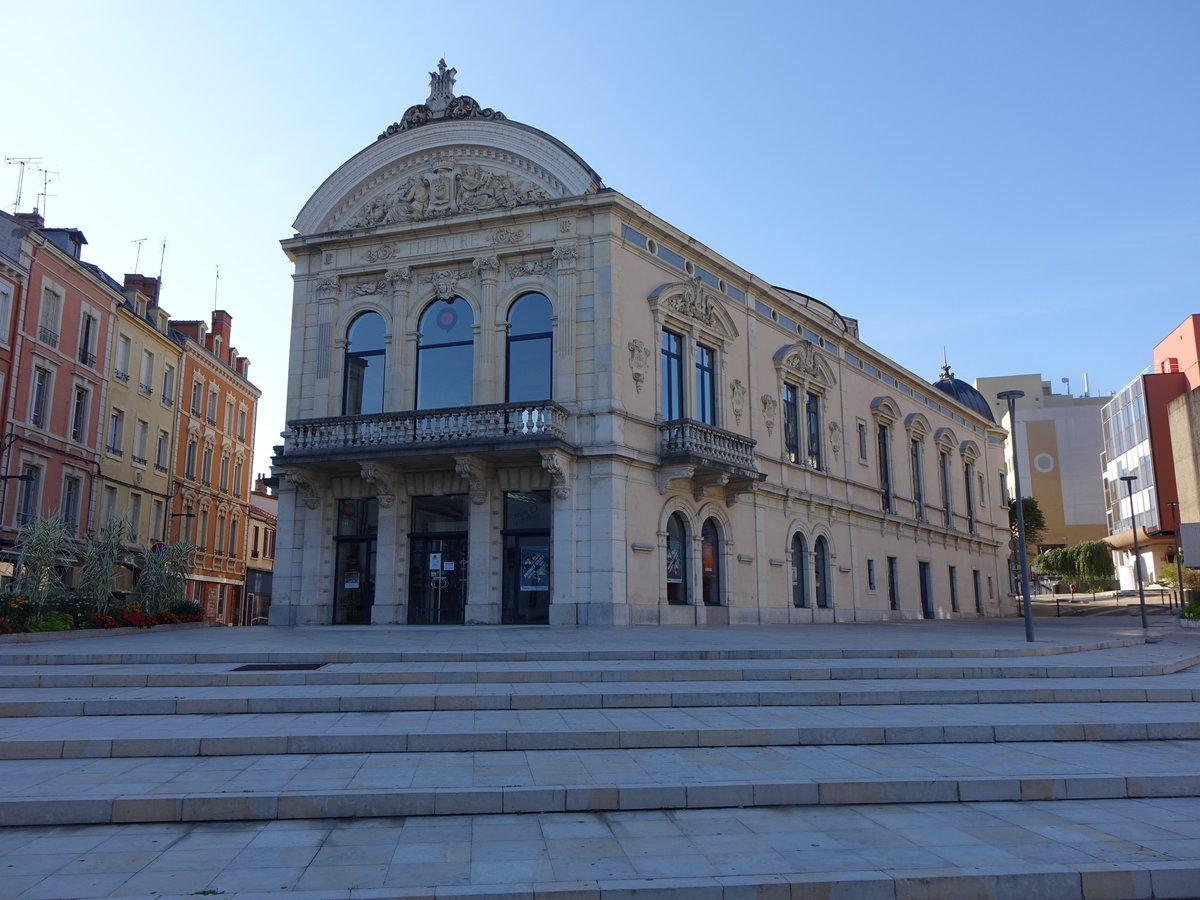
[269,63,1011,626]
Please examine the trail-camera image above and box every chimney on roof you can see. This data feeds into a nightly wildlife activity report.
[211,310,232,363]
[123,274,160,303]
[14,211,44,229]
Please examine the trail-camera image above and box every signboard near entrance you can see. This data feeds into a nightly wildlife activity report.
[428,552,442,571]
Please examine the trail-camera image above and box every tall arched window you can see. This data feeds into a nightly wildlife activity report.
[666,513,689,605]
[791,533,808,608]
[814,536,831,609]
[506,293,552,402]
[417,298,474,409]
[343,312,386,415]
[700,518,721,606]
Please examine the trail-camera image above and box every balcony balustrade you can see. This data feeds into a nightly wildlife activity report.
[658,419,758,471]
[282,401,568,458]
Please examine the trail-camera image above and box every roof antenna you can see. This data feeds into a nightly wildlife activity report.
[131,237,147,272]
[213,264,220,307]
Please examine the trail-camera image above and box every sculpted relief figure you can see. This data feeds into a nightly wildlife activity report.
[345,160,551,229]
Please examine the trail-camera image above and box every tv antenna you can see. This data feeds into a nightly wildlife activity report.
[35,166,59,220]
[4,157,42,212]
[131,238,148,272]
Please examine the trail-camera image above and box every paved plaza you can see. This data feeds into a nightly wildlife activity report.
[0,618,1198,898]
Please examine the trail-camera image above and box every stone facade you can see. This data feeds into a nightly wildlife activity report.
[270,63,1012,627]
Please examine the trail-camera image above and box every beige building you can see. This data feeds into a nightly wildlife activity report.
[974,374,1109,553]
[97,274,182,554]
[269,62,1012,627]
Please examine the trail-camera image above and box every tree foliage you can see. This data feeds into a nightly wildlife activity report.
[74,517,127,615]
[7,516,73,618]
[1032,539,1115,592]
[1158,561,1200,591]
[1009,497,1047,548]
[131,542,195,614]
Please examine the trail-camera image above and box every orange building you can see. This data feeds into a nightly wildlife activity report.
[169,311,260,623]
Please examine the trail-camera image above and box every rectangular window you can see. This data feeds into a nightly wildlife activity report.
[70,385,89,442]
[39,287,61,346]
[162,365,175,407]
[878,424,892,513]
[139,350,154,395]
[228,519,238,558]
[78,312,98,366]
[973,569,983,614]
[233,461,243,498]
[185,440,197,480]
[911,439,924,520]
[217,584,226,619]
[782,384,799,463]
[30,367,50,427]
[964,462,977,533]
[133,420,149,465]
[252,525,260,558]
[216,514,226,555]
[939,450,953,528]
[190,381,202,416]
[887,556,899,611]
[198,509,208,550]
[219,456,229,492]
[107,409,125,455]
[949,565,959,613]
[151,498,164,542]
[225,398,234,432]
[101,485,118,524]
[867,558,877,592]
[156,430,169,471]
[201,447,213,486]
[237,409,247,442]
[128,494,142,542]
[17,464,42,525]
[206,390,217,425]
[660,330,684,420]
[694,344,716,425]
[60,475,81,532]
[805,392,822,469]
[857,420,868,461]
[115,335,131,382]
[0,286,11,344]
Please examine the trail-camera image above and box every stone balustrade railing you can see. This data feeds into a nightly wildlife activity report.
[658,418,758,470]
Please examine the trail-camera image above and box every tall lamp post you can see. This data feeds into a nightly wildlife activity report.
[1167,500,1183,609]
[1119,475,1148,630]
[998,390,1035,642]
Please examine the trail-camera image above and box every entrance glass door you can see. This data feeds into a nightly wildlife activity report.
[333,539,375,624]
[502,491,551,625]
[408,535,468,624]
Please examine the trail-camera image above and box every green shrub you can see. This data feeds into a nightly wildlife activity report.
[1181,600,1200,621]
[27,610,75,632]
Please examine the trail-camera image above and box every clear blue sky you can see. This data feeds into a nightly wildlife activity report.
[4,0,1197,475]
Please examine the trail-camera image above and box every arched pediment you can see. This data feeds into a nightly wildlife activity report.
[648,278,739,341]
[934,427,958,452]
[904,413,931,438]
[870,396,902,425]
[774,341,836,388]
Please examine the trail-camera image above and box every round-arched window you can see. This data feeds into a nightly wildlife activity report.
[791,533,808,608]
[416,298,474,409]
[666,513,689,605]
[343,312,386,415]
[506,293,552,403]
[701,518,722,607]
[814,536,831,609]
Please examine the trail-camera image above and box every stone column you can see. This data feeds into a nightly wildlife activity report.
[552,243,578,402]
[360,464,401,624]
[456,455,497,624]
[474,256,501,404]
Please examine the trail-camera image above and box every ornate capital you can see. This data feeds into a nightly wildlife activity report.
[359,463,395,509]
[454,455,489,505]
[284,471,320,510]
[387,266,412,285]
[315,276,338,299]
[551,245,577,267]
[473,255,500,277]
[539,450,571,499]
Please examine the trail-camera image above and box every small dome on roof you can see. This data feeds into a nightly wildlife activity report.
[932,363,995,422]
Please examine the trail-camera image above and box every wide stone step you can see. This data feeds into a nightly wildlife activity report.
[3,674,1200,717]
[4,702,1200,760]
[3,739,1200,827]
[1,798,1197,899]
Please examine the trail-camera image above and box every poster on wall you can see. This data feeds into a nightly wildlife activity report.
[666,541,682,583]
[520,547,549,591]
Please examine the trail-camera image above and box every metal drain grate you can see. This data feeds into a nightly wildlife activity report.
[231,663,328,671]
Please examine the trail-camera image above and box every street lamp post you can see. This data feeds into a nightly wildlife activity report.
[1167,500,1183,609]
[998,390,1035,643]
[1119,475,1148,629]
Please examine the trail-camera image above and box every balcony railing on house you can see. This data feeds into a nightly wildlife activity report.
[658,419,758,472]
[39,327,59,348]
[282,402,568,457]
[78,347,96,367]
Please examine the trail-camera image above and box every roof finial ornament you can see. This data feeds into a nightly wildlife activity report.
[427,59,457,114]
[940,347,953,381]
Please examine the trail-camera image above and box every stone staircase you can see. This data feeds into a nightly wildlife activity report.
[1,624,1199,899]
